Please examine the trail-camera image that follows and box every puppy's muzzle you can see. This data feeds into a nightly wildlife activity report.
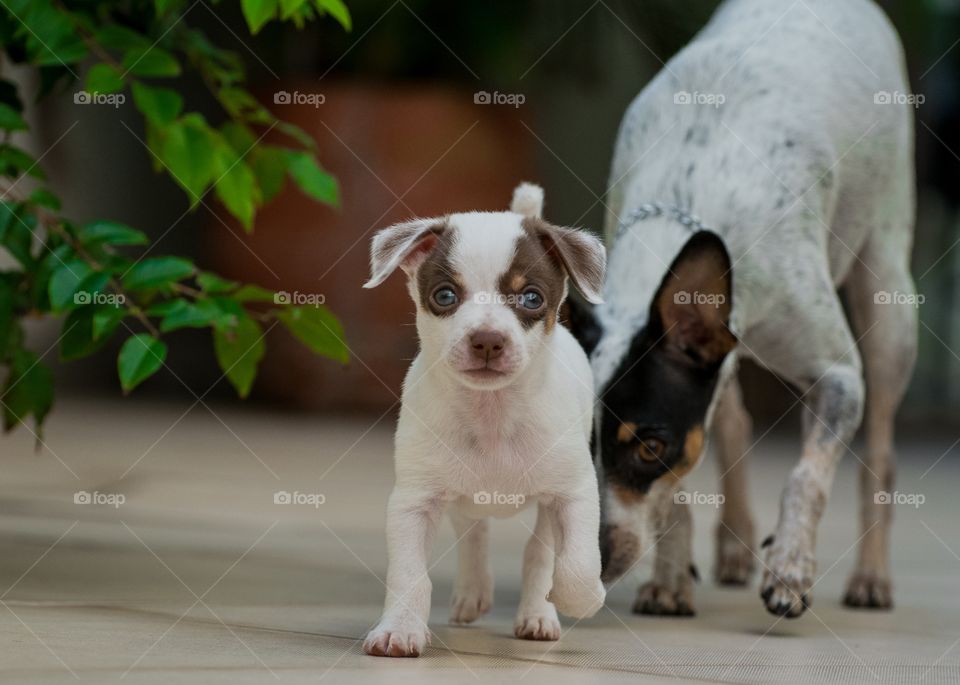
[469,329,506,363]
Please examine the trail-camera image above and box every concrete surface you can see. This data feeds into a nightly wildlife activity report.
[0,399,958,684]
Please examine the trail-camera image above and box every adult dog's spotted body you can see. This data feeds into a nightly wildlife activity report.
[581,0,917,617]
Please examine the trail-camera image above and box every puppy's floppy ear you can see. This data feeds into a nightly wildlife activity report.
[363,218,446,288]
[511,182,544,219]
[650,230,736,366]
[529,220,606,304]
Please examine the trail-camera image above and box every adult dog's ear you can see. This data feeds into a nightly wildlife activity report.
[527,220,606,304]
[650,231,736,366]
[363,218,447,288]
[563,295,603,356]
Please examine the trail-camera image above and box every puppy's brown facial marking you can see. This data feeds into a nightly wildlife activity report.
[416,227,463,317]
[496,220,567,331]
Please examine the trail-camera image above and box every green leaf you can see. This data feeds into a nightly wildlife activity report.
[280,0,308,19]
[117,334,167,392]
[78,220,149,247]
[251,146,288,203]
[48,259,93,311]
[155,0,184,13]
[2,348,54,433]
[314,0,351,30]
[160,116,217,202]
[122,47,181,78]
[93,305,126,341]
[0,145,44,179]
[29,188,60,210]
[96,25,152,52]
[0,278,14,357]
[242,0,278,34]
[159,298,237,332]
[0,202,35,266]
[197,272,239,294]
[85,64,124,95]
[276,305,348,362]
[213,311,266,398]
[285,151,339,206]
[234,284,276,302]
[122,256,195,291]
[214,150,258,230]
[60,305,119,360]
[132,82,182,127]
[0,103,27,131]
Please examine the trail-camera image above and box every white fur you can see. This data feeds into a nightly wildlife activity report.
[595,0,916,616]
[362,186,606,657]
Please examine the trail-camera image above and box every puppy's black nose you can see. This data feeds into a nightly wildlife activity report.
[470,330,505,361]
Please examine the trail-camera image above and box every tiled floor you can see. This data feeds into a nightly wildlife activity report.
[0,399,958,684]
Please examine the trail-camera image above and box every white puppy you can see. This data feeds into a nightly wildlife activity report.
[361,183,607,657]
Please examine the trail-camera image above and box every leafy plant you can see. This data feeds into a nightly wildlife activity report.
[0,0,351,438]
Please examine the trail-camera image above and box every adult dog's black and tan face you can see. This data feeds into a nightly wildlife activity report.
[568,231,736,584]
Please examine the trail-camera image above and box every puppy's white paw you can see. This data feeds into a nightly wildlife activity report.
[514,612,561,641]
[363,621,430,658]
[547,575,605,619]
[449,580,492,624]
[760,535,814,618]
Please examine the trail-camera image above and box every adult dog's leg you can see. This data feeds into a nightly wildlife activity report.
[448,509,493,624]
[757,275,865,618]
[841,236,917,609]
[364,489,444,657]
[515,503,560,640]
[711,374,756,586]
[634,495,695,616]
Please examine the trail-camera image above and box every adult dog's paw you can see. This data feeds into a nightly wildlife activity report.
[363,621,430,658]
[760,538,814,618]
[633,580,695,616]
[843,570,893,609]
[714,524,756,586]
[514,612,561,641]
[449,580,493,624]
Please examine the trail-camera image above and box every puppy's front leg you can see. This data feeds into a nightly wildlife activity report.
[364,488,443,657]
[545,480,606,619]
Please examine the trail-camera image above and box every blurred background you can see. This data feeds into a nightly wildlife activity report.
[26,0,960,431]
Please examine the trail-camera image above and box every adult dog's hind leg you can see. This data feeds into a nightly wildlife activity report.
[711,375,756,586]
[841,236,917,609]
[448,509,493,624]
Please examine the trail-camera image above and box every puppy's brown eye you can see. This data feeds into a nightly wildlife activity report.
[637,437,666,462]
[432,287,458,308]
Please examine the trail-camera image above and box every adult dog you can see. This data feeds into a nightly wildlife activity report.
[576,0,916,617]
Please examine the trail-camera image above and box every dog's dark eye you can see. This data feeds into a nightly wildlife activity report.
[432,287,458,308]
[521,288,544,310]
[637,437,666,462]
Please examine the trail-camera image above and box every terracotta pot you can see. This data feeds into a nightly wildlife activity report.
[204,81,537,412]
